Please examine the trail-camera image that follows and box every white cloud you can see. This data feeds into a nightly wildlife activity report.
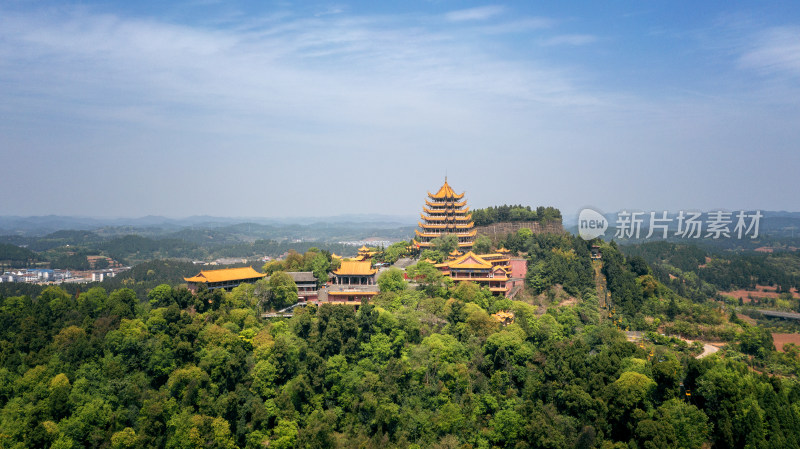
[0,5,600,135]
[540,34,597,47]
[738,26,800,77]
[1,5,799,216]
[444,5,504,22]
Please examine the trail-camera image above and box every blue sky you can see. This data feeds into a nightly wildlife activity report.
[1,1,799,219]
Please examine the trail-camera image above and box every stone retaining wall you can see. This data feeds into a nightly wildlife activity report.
[475,221,564,242]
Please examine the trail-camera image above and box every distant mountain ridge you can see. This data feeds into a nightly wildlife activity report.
[0,214,419,236]
[562,210,800,228]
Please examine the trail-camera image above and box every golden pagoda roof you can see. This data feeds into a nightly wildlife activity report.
[422,206,470,215]
[331,253,342,259]
[333,261,377,276]
[497,247,510,253]
[358,245,370,252]
[415,229,477,238]
[421,213,473,222]
[440,251,493,270]
[428,179,465,200]
[184,266,266,284]
[426,199,467,208]
[449,249,463,255]
[419,222,475,230]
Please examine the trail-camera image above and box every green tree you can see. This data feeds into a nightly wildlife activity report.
[167,411,237,449]
[147,284,174,307]
[739,325,774,358]
[655,399,710,449]
[266,271,298,310]
[307,252,331,288]
[270,419,298,449]
[419,249,443,263]
[474,235,492,254]
[382,241,409,265]
[110,427,138,449]
[431,234,458,257]
[377,268,407,293]
[406,261,449,297]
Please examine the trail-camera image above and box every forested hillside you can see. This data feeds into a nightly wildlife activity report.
[0,243,39,267]
[2,239,800,448]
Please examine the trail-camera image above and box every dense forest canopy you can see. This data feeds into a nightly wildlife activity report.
[0,243,39,267]
[472,205,562,227]
[622,241,800,293]
[2,226,800,448]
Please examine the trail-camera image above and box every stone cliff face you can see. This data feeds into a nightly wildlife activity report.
[475,220,564,242]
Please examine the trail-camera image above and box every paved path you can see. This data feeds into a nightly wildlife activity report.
[627,332,721,359]
[685,340,721,359]
[759,310,800,320]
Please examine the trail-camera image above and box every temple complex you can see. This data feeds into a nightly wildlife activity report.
[184,266,266,293]
[414,178,476,252]
[435,251,512,296]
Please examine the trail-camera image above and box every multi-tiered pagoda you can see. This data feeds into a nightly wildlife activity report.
[414,178,476,251]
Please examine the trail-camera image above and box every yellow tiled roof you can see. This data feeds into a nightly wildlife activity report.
[358,245,370,252]
[421,213,472,221]
[426,199,467,208]
[441,251,493,270]
[419,222,475,230]
[184,266,266,284]
[428,179,465,200]
[333,261,377,276]
[422,206,470,215]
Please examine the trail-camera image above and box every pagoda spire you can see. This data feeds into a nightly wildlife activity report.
[415,179,475,251]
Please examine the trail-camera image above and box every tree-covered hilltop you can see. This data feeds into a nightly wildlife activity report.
[621,241,800,293]
[2,241,800,448]
[0,243,39,268]
[472,205,562,227]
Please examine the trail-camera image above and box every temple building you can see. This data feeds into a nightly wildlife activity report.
[324,287,379,304]
[414,178,476,252]
[435,251,511,296]
[284,272,319,303]
[354,245,377,261]
[331,260,377,286]
[184,266,266,293]
[324,261,379,304]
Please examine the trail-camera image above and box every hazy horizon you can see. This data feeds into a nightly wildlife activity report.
[2,1,799,218]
